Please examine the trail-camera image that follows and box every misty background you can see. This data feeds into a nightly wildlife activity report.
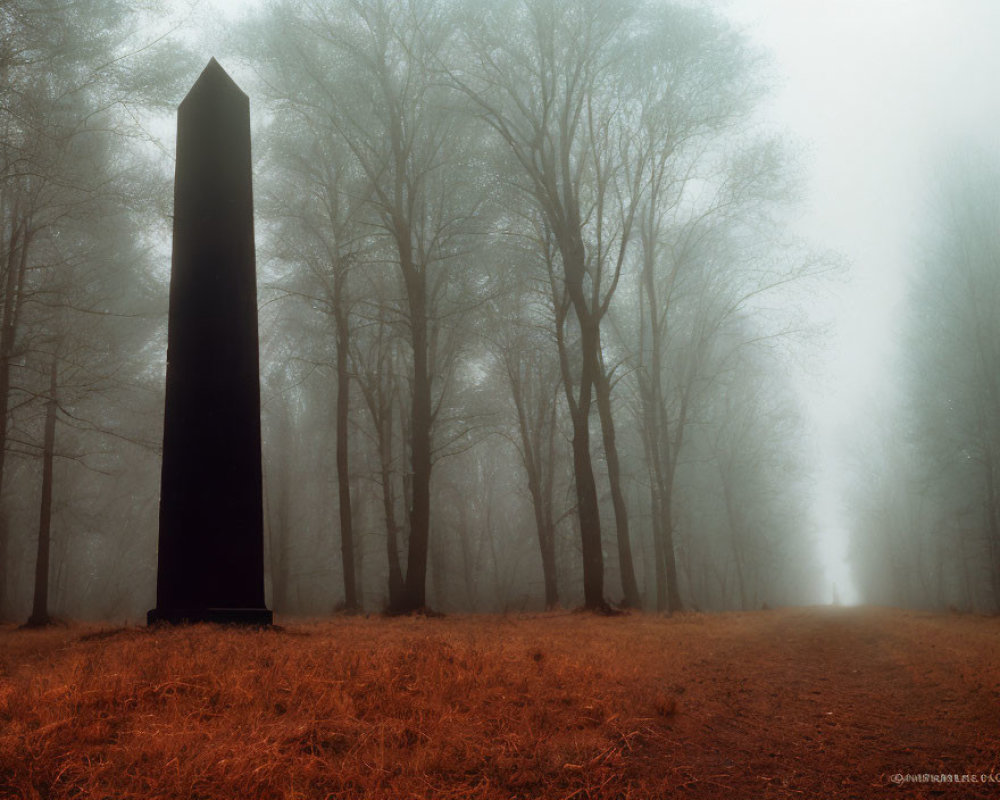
[2,0,999,621]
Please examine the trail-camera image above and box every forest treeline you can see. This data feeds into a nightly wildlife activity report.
[849,155,1000,613]
[1,0,836,622]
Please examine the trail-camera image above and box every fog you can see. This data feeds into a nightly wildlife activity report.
[2,0,998,622]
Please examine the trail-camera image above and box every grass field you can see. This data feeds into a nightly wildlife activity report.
[1,607,998,798]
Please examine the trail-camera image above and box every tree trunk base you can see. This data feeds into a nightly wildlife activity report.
[147,608,273,626]
[575,600,625,617]
[22,614,56,629]
[383,604,444,618]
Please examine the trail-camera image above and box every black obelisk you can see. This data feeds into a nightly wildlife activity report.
[148,59,271,626]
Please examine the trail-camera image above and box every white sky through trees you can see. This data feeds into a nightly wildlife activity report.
[165,0,1000,605]
[722,0,1000,604]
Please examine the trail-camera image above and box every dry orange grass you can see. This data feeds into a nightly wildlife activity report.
[1,608,998,799]
[0,613,683,799]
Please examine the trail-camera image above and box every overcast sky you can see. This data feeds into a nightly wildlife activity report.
[170,0,1000,602]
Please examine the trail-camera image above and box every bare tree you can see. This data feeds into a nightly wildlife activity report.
[252,0,490,613]
[353,278,407,609]
[0,0,188,619]
[454,0,650,611]
[454,0,780,611]
[494,297,564,609]
[25,353,57,627]
[259,114,374,611]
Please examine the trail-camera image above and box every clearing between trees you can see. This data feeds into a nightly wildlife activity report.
[1,607,997,799]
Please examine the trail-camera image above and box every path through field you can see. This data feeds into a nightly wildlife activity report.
[1,607,997,798]
[651,607,1000,797]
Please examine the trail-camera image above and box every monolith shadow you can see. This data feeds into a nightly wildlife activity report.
[147,59,271,626]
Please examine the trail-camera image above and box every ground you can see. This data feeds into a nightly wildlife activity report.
[0,606,998,799]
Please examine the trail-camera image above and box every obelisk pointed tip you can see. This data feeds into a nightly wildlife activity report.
[202,57,229,77]
[181,57,248,107]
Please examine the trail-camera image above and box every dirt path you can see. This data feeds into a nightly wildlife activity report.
[649,607,1000,797]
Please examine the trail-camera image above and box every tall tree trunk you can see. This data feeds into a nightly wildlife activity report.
[659,462,684,613]
[428,520,448,610]
[28,356,57,627]
[571,316,606,611]
[379,418,404,608]
[639,368,667,612]
[0,220,28,487]
[539,398,560,610]
[509,357,560,610]
[721,473,748,611]
[354,498,366,608]
[638,222,683,614]
[552,225,608,613]
[358,317,405,609]
[455,494,478,609]
[401,264,432,612]
[267,480,290,615]
[0,221,30,615]
[397,389,412,546]
[333,280,358,612]
[525,472,559,610]
[594,364,640,608]
[649,475,667,611]
[265,400,294,614]
[538,522,559,610]
[263,466,280,613]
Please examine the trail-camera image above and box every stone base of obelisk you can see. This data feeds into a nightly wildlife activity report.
[147,607,272,626]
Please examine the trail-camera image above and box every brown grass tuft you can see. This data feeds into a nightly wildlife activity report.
[653,695,677,717]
